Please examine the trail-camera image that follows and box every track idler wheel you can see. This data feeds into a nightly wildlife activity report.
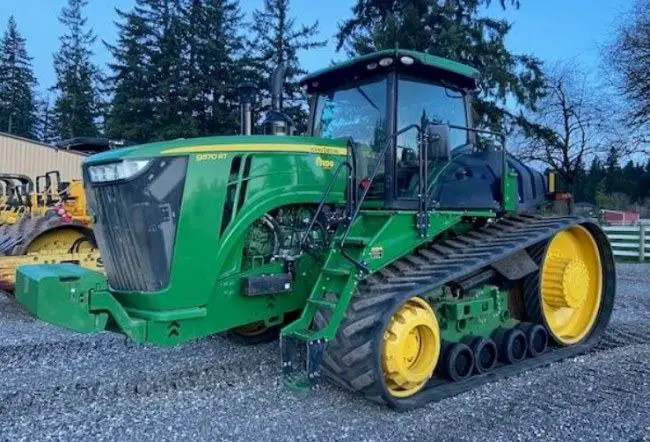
[441,342,475,381]
[463,336,498,374]
[493,328,527,364]
[518,323,548,357]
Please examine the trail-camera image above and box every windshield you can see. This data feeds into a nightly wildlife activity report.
[312,78,388,195]
[313,77,388,147]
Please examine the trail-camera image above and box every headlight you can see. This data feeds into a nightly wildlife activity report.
[88,159,151,183]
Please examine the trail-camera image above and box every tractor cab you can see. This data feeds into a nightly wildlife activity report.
[302,49,545,213]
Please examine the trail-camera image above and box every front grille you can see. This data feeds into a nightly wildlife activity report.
[85,157,187,292]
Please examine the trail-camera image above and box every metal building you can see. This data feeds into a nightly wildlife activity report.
[0,132,86,181]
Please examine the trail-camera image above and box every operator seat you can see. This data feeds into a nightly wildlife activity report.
[404,124,452,196]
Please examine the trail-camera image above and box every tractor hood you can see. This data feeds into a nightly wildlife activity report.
[83,135,348,165]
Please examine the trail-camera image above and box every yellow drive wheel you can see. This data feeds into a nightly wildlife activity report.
[382,296,441,398]
[540,225,603,345]
[25,229,92,253]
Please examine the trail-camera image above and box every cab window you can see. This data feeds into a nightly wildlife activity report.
[395,76,468,198]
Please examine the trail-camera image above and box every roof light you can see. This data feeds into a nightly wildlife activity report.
[400,56,415,65]
[366,62,378,70]
[311,81,319,88]
[378,57,394,67]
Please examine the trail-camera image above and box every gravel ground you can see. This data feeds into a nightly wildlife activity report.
[1,264,649,441]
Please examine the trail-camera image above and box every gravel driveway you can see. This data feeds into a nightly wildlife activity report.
[1,264,649,441]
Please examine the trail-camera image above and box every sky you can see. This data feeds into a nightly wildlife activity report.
[0,0,636,97]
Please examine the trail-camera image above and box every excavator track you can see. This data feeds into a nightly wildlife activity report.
[317,214,616,410]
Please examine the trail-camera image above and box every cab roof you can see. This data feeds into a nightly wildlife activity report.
[301,49,480,93]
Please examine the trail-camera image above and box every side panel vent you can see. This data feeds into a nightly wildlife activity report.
[237,156,253,211]
[220,156,242,235]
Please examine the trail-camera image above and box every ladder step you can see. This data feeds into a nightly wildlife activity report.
[321,267,351,276]
[309,298,337,309]
[343,236,372,246]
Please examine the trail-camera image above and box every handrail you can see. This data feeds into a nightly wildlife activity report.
[300,159,353,256]
[339,124,421,272]
[300,139,358,258]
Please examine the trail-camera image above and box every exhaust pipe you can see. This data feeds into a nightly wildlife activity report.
[237,82,258,136]
[263,62,293,136]
[271,62,287,112]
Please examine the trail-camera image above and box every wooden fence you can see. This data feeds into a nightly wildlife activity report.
[602,223,649,262]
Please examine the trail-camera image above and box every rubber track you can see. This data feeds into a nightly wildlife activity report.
[317,214,616,411]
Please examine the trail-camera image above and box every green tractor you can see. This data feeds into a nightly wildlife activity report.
[15,49,615,410]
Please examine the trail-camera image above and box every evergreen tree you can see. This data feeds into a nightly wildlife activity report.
[639,159,650,199]
[572,157,588,201]
[335,0,544,131]
[583,156,605,204]
[51,0,102,140]
[145,0,187,140]
[108,0,246,141]
[249,0,326,133]
[106,4,161,142]
[0,16,38,138]
[36,97,58,144]
[183,0,247,136]
[604,146,620,193]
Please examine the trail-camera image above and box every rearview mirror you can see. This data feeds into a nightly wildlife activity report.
[424,123,451,162]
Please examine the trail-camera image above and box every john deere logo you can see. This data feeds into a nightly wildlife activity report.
[316,156,335,169]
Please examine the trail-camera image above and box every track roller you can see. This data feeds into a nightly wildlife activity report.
[441,342,475,381]
[493,327,527,364]
[463,336,498,374]
[518,323,548,357]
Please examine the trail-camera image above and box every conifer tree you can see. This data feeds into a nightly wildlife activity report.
[36,97,59,144]
[182,0,247,136]
[51,0,102,140]
[0,16,38,138]
[108,0,246,141]
[106,4,162,142]
[249,0,326,133]
[336,0,544,131]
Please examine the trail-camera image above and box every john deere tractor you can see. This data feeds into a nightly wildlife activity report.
[15,50,615,410]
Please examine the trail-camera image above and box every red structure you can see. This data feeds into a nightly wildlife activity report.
[601,209,640,226]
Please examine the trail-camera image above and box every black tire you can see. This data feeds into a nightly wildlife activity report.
[464,336,497,374]
[441,342,475,381]
[494,327,527,364]
[313,282,396,401]
[518,323,548,357]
